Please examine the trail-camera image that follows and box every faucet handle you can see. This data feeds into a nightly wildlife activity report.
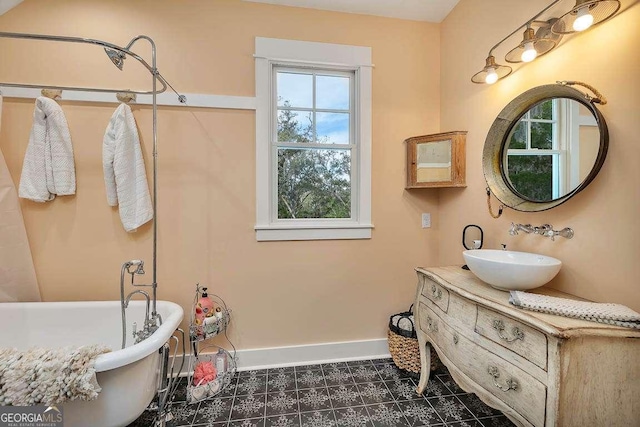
[509,223,518,235]
[132,322,137,338]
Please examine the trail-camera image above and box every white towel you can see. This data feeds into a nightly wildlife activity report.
[102,103,153,232]
[18,96,76,202]
[509,291,640,329]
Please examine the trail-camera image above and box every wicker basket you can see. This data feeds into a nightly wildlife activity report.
[388,305,440,376]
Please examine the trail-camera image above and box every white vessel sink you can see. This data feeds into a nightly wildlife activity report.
[462,249,561,291]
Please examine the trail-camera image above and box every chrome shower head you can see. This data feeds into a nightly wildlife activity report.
[104,48,125,70]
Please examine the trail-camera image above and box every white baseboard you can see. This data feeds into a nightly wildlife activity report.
[172,338,390,376]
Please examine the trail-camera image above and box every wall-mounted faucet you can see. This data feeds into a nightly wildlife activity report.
[509,223,574,241]
[509,223,534,235]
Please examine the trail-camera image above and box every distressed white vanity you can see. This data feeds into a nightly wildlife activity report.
[414,266,640,427]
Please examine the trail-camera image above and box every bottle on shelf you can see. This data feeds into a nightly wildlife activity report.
[194,287,215,334]
[215,349,227,375]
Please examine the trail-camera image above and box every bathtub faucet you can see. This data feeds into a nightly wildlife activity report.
[124,290,152,343]
[120,259,158,349]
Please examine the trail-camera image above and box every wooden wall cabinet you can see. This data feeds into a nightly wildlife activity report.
[405,131,466,189]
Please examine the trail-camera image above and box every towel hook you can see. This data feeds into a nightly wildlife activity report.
[41,88,62,100]
[116,92,137,104]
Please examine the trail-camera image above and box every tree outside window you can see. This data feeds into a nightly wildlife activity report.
[274,69,354,219]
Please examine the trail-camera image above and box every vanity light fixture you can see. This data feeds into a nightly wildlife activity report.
[471,0,621,84]
[471,55,512,84]
[504,26,557,64]
[552,0,621,34]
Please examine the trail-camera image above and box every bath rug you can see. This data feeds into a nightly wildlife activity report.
[0,344,110,406]
[509,291,640,329]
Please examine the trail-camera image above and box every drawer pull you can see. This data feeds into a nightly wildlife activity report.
[453,333,459,345]
[431,284,443,300]
[487,366,519,392]
[493,320,525,343]
[426,316,438,333]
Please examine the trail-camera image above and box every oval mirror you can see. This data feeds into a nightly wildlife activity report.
[484,84,608,212]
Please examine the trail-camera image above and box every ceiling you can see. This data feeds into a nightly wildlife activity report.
[0,0,22,16]
[242,0,460,23]
[0,0,460,22]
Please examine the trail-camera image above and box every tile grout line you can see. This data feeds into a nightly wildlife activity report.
[191,401,201,426]
[293,366,302,427]
[372,362,415,427]
[434,374,480,424]
[318,362,339,426]
[452,392,485,425]
[263,369,268,425]
[410,375,447,426]
[226,374,239,425]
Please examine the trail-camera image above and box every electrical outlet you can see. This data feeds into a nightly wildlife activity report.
[422,213,431,228]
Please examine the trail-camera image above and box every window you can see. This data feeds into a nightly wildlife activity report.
[255,38,372,241]
[505,99,564,201]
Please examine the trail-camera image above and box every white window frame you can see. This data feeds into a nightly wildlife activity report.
[506,99,566,199]
[254,37,373,241]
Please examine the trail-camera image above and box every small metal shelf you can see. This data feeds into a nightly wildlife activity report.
[189,308,231,342]
[186,345,236,404]
[186,285,237,403]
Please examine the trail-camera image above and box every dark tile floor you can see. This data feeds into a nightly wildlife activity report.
[129,359,515,427]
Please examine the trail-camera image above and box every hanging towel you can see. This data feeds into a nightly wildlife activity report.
[102,103,153,232]
[18,96,76,202]
[0,95,41,302]
[509,290,640,329]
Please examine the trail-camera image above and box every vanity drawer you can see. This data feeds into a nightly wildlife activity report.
[418,302,444,340]
[425,306,546,427]
[421,278,449,313]
[475,306,548,370]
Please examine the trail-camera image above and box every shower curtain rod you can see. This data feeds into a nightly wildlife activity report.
[0,30,186,320]
[0,31,185,100]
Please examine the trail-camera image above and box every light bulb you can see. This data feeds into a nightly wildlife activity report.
[573,6,594,31]
[521,42,537,62]
[485,68,499,84]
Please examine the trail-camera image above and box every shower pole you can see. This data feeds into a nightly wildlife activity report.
[126,35,160,320]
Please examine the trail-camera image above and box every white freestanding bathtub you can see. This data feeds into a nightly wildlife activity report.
[0,300,183,427]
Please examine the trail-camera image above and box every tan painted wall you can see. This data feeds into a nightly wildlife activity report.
[439,0,640,310]
[0,0,441,348]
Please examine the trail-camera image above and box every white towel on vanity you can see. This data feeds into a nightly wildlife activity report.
[18,96,76,202]
[509,291,640,329]
[102,103,153,232]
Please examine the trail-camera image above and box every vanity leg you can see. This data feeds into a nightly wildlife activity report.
[414,277,431,395]
[416,338,431,394]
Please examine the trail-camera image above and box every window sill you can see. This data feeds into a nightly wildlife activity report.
[255,223,373,241]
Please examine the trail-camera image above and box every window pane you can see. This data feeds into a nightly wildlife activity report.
[508,120,527,149]
[277,148,351,219]
[316,75,350,110]
[507,155,553,201]
[316,112,350,144]
[277,72,312,108]
[530,100,553,120]
[277,110,313,142]
[531,122,553,149]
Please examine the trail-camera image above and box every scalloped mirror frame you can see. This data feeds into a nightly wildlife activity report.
[483,84,609,212]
